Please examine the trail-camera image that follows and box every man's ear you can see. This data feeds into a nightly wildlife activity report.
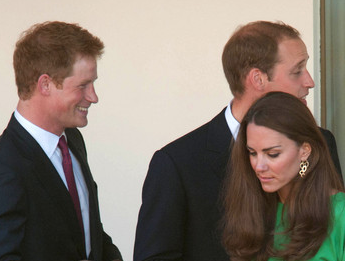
[247,68,267,92]
[37,74,53,96]
[300,142,312,161]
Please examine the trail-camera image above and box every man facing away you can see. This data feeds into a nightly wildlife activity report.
[0,21,122,261]
[134,21,342,261]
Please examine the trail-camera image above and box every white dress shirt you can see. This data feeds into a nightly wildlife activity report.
[224,100,240,140]
[14,110,91,256]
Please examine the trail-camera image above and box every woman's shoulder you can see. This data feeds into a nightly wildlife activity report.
[331,192,345,220]
[331,192,345,202]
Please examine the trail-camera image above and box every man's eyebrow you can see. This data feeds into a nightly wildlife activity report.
[292,56,309,70]
[80,77,97,85]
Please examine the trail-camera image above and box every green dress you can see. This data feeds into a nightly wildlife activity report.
[269,192,345,261]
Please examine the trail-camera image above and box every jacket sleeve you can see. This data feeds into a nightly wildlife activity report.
[0,167,26,261]
[134,150,186,261]
[102,230,123,261]
[319,128,343,180]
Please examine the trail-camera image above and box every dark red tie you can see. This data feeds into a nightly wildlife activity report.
[58,136,85,240]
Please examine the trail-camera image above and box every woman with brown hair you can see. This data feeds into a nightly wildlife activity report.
[222,92,345,261]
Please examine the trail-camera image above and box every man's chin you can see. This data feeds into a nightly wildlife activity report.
[69,119,88,129]
[78,121,88,128]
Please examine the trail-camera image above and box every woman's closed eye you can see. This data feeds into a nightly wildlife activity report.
[268,152,280,158]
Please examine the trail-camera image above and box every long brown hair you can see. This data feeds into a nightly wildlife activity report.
[222,92,344,260]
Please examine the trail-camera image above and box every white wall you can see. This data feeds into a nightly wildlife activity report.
[0,1,315,260]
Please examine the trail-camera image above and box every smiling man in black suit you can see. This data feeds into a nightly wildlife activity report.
[0,21,122,261]
[134,21,342,261]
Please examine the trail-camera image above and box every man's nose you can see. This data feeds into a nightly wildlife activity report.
[85,84,98,103]
[304,70,315,88]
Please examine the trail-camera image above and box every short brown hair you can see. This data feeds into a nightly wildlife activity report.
[13,21,104,100]
[222,21,300,97]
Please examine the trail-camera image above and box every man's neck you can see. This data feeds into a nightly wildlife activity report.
[231,97,251,123]
[17,99,63,136]
[231,90,263,123]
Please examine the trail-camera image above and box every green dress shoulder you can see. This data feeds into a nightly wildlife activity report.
[269,192,345,261]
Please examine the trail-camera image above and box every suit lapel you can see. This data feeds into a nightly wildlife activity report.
[66,129,95,198]
[7,116,87,258]
[204,108,233,180]
[65,128,102,260]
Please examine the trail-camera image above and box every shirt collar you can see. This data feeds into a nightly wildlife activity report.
[224,100,240,140]
[14,109,65,158]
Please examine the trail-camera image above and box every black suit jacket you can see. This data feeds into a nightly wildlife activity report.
[134,108,342,261]
[0,115,122,261]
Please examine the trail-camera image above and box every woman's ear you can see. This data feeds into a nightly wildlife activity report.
[300,142,312,161]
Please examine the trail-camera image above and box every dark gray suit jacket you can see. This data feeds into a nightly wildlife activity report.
[134,108,342,261]
[0,115,122,261]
